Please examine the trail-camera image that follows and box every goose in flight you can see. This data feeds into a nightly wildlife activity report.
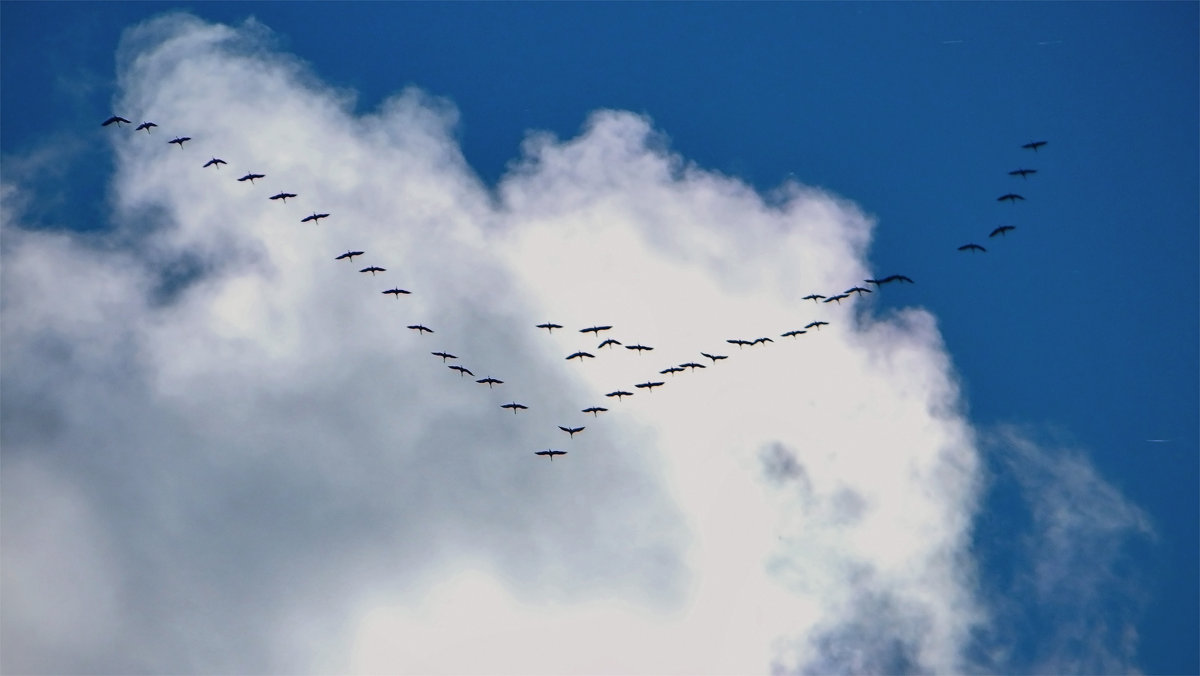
[802,294,826,302]
[997,193,1025,203]
[535,449,566,461]
[582,406,608,416]
[1008,168,1037,179]
[605,390,633,401]
[566,351,595,361]
[844,286,872,296]
[781,329,807,338]
[751,337,774,346]
[335,250,364,261]
[679,362,706,371]
[958,243,987,253]
[238,173,265,183]
[625,343,653,353]
[383,288,411,297]
[203,157,226,169]
[449,365,474,377]
[536,322,563,333]
[580,325,613,335]
[878,274,915,284]
[989,225,1016,238]
[135,121,157,133]
[701,352,728,362]
[726,338,752,348]
[660,366,685,376]
[559,426,585,438]
[635,381,665,391]
[301,213,330,224]
[501,402,528,414]
[823,294,849,304]
[269,192,297,202]
[407,324,433,334]
[359,266,386,275]
[1021,140,1047,152]
[432,351,457,362]
[597,338,622,349]
[805,321,829,330]
[101,116,131,127]
[168,136,191,148]
[476,377,504,388]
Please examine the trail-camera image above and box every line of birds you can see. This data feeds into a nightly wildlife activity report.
[102,114,1044,462]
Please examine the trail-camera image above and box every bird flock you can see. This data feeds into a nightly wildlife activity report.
[100,114,1046,462]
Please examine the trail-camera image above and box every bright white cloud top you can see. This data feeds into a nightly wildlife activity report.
[1,14,1151,675]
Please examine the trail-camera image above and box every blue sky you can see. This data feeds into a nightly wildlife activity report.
[2,3,1196,674]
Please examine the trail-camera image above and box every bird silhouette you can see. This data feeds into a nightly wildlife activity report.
[535,449,566,461]
[335,251,364,261]
[751,337,774,346]
[597,338,622,349]
[660,366,685,376]
[1009,168,1037,179]
[844,286,872,296]
[701,352,728,362]
[997,193,1025,203]
[781,329,807,338]
[726,339,752,348]
[958,243,987,252]
[101,116,131,127]
[449,365,474,377]
[269,192,297,202]
[536,323,563,333]
[168,136,191,148]
[203,157,226,169]
[582,406,608,416]
[301,213,330,224]
[625,344,653,353]
[679,362,706,371]
[360,266,386,275]
[566,351,595,361]
[383,288,411,297]
[1021,140,1048,152]
[989,225,1016,238]
[635,381,665,391]
[476,377,504,388]
[559,426,585,438]
[238,173,265,183]
[805,321,829,330]
[879,274,915,284]
[606,390,633,401]
[823,294,849,304]
[580,325,613,335]
[407,324,433,334]
[501,402,528,414]
[135,121,157,133]
[432,351,457,362]
[802,294,826,302]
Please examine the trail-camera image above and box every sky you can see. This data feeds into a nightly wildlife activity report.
[1,3,1196,674]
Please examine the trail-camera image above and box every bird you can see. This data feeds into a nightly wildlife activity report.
[802,294,826,302]
[536,323,563,333]
[168,136,191,148]
[360,266,386,276]
[726,339,752,348]
[101,116,131,127]
[383,288,411,297]
[844,286,872,296]
[1021,140,1048,152]
[635,381,665,391]
[1009,168,1037,179]
[135,121,157,133]
[958,243,987,253]
[580,325,613,335]
[997,193,1026,203]
[535,449,566,461]
[582,406,608,416]
[606,390,633,401]
[805,321,829,330]
[559,426,585,438]
[269,192,297,202]
[238,173,265,183]
[432,351,457,362]
[335,250,364,261]
[598,338,622,349]
[566,351,595,361]
[301,213,330,224]
[823,294,849,304]
[660,366,684,376]
[501,402,528,414]
[407,324,433,334]
[679,362,706,371]
[476,377,504,388]
[203,157,226,169]
[701,352,728,362]
[989,225,1016,238]
[449,365,474,377]
[879,274,915,284]
[625,344,653,353]
[751,337,774,346]
[781,329,807,338]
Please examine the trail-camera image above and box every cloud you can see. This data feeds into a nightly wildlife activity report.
[0,13,1152,675]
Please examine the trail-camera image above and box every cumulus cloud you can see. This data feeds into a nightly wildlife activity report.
[0,13,1151,675]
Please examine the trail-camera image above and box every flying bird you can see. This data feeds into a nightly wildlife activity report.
[635,381,665,391]
[1021,140,1048,152]
[625,343,653,353]
[566,351,595,361]
[238,173,265,183]
[582,406,608,416]
[501,402,528,414]
[168,136,191,148]
[597,338,622,349]
[660,366,685,376]
[536,323,563,333]
[383,288,411,297]
[805,321,829,330]
[606,390,633,401]
[203,157,227,169]
[432,351,457,362]
[360,266,386,275]
[407,324,433,334]
[135,121,157,133]
[580,325,613,335]
[781,330,807,338]
[997,193,1026,203]
[269,192,297,202]
[535,449,566,461]
[701,352,728,362]
[751,337,774,346]
[558,426,585,438]
[844,286,872,296]
[335,250,364,261]
[726,339,751,348]
[802,294,826,302]
[989,225,1016,238]
[301,213,330,224]
[101,116,131,127]
[958,243,987,253]
[879,274,915,284]
[476,377,504,388]
[1008,168,1037,179]
[823,294,849,304]
[679,362,706,371]
[449,365,474,377]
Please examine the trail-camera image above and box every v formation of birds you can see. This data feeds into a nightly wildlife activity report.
[103,115,1045,462]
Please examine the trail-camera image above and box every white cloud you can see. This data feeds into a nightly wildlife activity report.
[0,13,1151,675]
